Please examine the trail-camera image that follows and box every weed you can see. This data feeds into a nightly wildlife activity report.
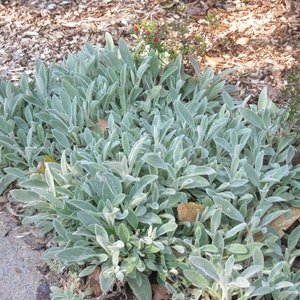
[131,20,208,64]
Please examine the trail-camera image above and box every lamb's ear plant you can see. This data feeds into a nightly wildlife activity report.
[50,285,92,300]
[2,33,299,299]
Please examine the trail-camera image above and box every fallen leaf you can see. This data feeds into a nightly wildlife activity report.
[270,207,300,237]
[177,202,204,222]
[152,284,171,300]
[204,56,224,68]
[90,119,109,134]
[292,152,300,166]
[86,266,102,297]
[37,155,57,174]
[255,207,300,241]
[97,119,109,133]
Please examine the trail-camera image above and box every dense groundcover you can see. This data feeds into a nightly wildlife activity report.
[0,34,300,300]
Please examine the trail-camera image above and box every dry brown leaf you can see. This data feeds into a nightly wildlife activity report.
[36,159,45,174]
[270,207,300,237]
[36,155,57,174]
[85,266,102,297]
[177,202,204,222]
[255,207,300,241]
[98,119,109,133]
[152,284,171,300]
[91,119,108,133]
[204,56,224,68]
[292,152,300,166]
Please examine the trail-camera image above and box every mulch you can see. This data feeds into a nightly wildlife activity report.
[0,0,299,104]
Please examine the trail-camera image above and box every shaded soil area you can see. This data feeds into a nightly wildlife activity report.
[0,202,47,300]
[0,199,90,300]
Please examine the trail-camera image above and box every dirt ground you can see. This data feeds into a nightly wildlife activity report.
[0,199,85,300]
[0,203,47,300]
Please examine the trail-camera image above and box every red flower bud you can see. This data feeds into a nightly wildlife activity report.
[155,31,159,35]
[153,36,159,43]
[133,25,139,32]
[146,31,151,36]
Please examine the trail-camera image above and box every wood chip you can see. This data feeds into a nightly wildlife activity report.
[22,31,39,37]
[236,37,249,45]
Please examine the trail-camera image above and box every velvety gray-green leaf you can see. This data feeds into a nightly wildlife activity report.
[213,196,244,222]
[127,273,152,300]
[239,107,264,129]
[56,247,96,262]
[189,256,219,281]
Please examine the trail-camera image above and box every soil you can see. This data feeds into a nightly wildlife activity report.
[0,202,48,300]
[0,0,299,299]
[0,199,89,300]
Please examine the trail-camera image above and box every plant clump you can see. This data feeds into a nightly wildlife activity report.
[130,15,220,66]
[0,33,299,300]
